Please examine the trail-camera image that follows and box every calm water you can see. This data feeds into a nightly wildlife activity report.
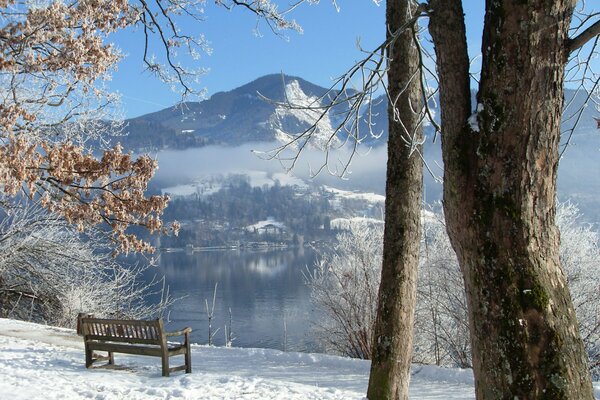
[146,248,322,352]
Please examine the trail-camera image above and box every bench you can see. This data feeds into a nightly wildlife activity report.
[78,315,192,377]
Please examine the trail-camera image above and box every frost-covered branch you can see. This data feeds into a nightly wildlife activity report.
[307,220,383,358]
[217,0,305,35]
[0,201,175,327]
[137,0,210,97]
[217,1,382,37]
[568,18,600,54]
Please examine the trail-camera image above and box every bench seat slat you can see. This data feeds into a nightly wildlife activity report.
[85,335,161,345]
[87,341,163,357]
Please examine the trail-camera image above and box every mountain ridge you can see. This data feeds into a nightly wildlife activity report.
[119,73,598,152]
[122,74,346,150]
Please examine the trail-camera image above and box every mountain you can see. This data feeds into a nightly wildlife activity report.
[120,74,599,153]
[123,75,600,222]
[120,74,395,151]
[122,74,352,150]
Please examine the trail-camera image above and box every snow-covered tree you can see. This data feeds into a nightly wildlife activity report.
[413,211,469,368]
[307,220,383,359]
[557,203,600,377]
[0,201,172,327]
[310,203,600,377]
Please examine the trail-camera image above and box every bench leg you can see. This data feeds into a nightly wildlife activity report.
[160,333,170,377]
[85,344,93,368]
[185,352,192,373]
[185,332,192,373]
[108,352,114,365]
[161,356,169,377]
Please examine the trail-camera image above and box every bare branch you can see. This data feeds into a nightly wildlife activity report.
[256,3,430,178]
[568,18,600,54]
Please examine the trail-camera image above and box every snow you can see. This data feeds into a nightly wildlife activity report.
[331,217,384,231]
[271,80,339,150]
[246,217,286,232]
[0,318,598,399]
[324,186,385,203]
[468,103,484,133]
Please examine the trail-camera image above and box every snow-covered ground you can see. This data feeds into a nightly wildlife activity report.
[0,318,597,399]
[323,186,385,204]
[245,217,286,233]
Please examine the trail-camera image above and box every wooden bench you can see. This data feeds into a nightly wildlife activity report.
[78,315,192,377]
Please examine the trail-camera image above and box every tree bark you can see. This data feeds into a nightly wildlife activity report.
[366,1,423,399]
[430,0,594,398]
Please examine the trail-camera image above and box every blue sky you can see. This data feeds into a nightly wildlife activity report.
[109,1,485,118]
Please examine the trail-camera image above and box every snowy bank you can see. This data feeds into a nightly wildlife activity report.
[0,318,597,399]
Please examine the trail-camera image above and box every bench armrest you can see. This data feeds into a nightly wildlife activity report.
[165,327,192,337]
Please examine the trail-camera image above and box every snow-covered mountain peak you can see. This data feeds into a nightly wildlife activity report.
[270,80,339,150]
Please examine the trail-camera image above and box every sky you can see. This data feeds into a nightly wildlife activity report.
[110,1,486,118]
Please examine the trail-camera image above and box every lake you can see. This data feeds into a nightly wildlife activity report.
[147,247,323,352]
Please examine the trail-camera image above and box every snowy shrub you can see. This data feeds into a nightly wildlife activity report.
[309,203,600,375]
[0,202,172,328]
[556,202,600,377]
[307,220,383,359]
[414,211,470,367]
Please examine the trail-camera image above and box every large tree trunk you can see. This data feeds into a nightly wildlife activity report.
[366,1,423,399]
[430,0,594,398]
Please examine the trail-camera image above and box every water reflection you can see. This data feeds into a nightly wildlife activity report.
[146,247,321,352]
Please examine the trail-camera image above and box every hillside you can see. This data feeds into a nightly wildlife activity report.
[155,172,385,249]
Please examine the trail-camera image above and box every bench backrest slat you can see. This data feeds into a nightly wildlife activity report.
[80,317,163,345]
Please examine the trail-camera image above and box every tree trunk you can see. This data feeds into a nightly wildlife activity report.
[430,0,594,398]
[366,1,423,398]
